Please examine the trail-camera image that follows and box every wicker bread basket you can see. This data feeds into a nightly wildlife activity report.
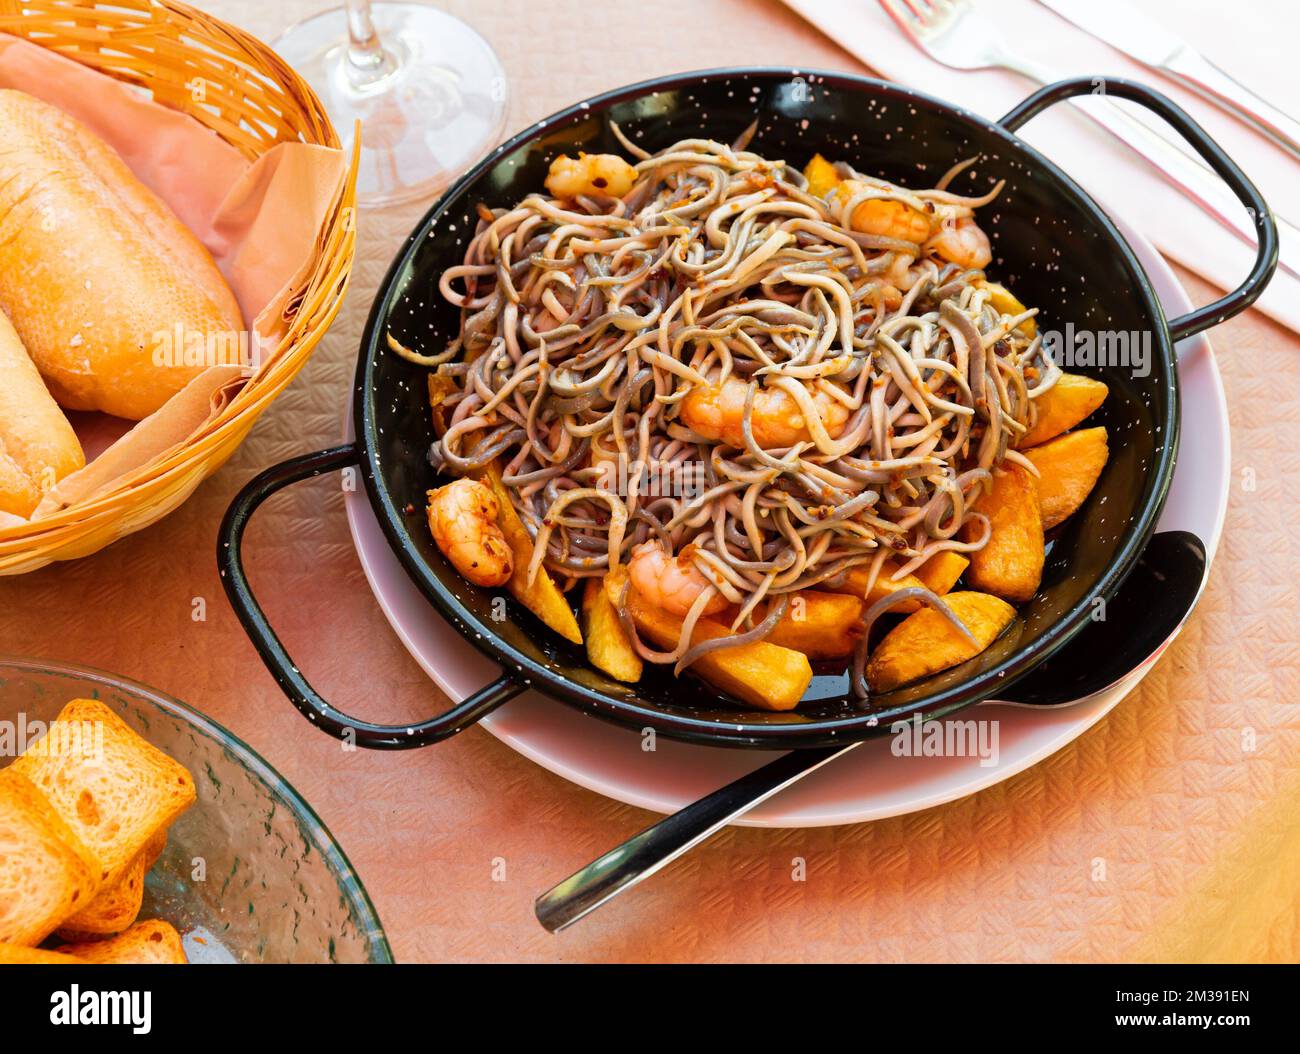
[0,0,356,574]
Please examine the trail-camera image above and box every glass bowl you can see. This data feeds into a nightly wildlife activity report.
[0,656,392,963]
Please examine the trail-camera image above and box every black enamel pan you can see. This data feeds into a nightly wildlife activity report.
[218,70,1276,751]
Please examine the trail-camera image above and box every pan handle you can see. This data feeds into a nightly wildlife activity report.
[217,445,524,750]
[998,76,1279,343]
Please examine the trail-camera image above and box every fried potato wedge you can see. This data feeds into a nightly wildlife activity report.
[914,551,969,595]
[478,464,582,644]
[582,579,642,683]
[1019,373,1108,447]
[982,281,1036,337]
[824,562,926,611]
[803,153,841,200]
[1024,426,1109,529]
[867,591,1016,693]
[824,551,967,617]
[427,372,458,436]
[762,591,864,659]
[607,570,812,711]
[963,465,1044,603]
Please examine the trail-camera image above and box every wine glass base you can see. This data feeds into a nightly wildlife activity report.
[274,2,509,208]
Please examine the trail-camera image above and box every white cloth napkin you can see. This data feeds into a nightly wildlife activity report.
[780,0,1300,333]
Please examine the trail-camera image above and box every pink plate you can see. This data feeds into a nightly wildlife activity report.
[343,215,1227,827]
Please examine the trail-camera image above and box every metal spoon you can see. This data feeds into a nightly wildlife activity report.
[535,530,1207,932]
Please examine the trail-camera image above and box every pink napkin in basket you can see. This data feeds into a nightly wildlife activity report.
[0,34,348,525]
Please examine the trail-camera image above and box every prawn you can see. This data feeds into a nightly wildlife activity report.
[627,541,727,617]
[928,214,991,269]
[544,152,638,199]
[427,478,514,587]
[680,375,850,449]
[839,178,992,270]
[838,179,931,243]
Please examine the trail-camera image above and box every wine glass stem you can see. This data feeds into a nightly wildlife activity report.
[344,0,395,86]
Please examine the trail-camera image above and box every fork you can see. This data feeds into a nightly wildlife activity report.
[880,0,1229,168]
[879,0,1300,281]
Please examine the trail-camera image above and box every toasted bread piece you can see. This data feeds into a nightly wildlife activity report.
[60,919,186,964]
[12,699,195,888]
[55,827,166,942]
[141,825,168,868]
[0,940,85,964]
[0,768,100,945]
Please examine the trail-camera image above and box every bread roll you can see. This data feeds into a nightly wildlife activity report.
[0,90,244,420]
[0,448,40,519]
[0,309,85,518]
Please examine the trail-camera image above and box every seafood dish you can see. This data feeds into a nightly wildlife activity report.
[401,131,1111,711]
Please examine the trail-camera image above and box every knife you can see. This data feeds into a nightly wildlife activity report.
[1039,0,1300,160]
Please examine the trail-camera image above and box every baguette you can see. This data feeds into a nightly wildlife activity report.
[0,447,40,520]
[0,309,84,517]
[0,90,243,420]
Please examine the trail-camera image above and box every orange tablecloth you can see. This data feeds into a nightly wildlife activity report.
[1,0,1296,962]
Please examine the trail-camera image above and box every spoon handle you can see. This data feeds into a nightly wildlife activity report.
[534,742,858,932]
[535,530,1208,933]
